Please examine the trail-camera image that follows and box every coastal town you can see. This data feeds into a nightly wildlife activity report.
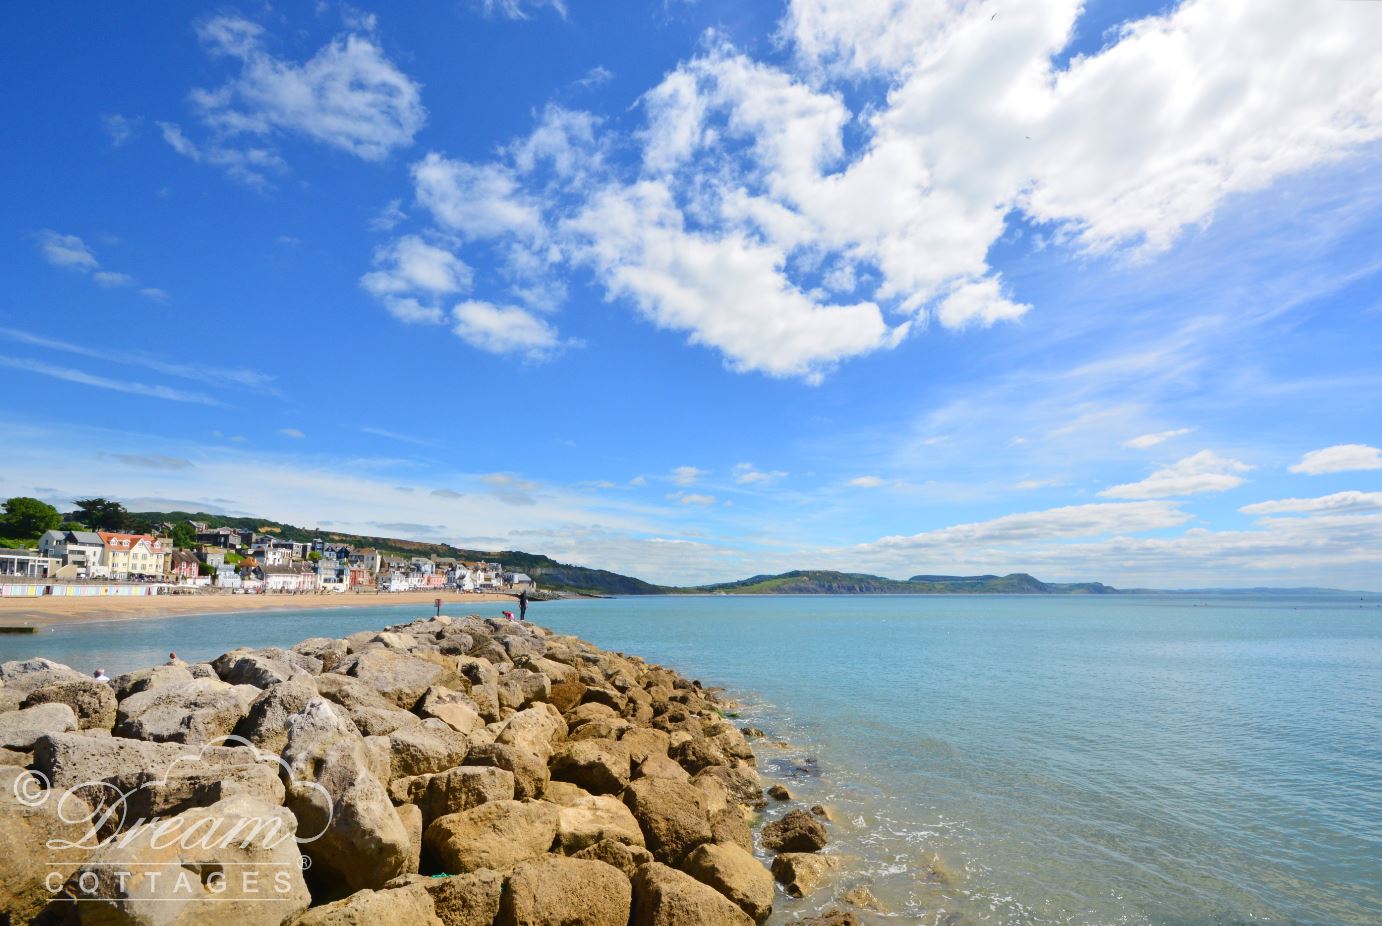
[0,506,533,599]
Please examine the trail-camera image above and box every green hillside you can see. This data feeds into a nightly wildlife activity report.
[687,570,1118,595]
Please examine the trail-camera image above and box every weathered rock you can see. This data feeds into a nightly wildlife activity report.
[548,679,586,714]
[424,800,559,873]
[0,768,95,925]
[114,678,248,745]
[710,807,753,852]
[620,727,671,765]
[418,686,485,736]
[233,680,317,754]
[621,778,713,865]
[386,869,505,926]
[314,674,419,736]
[281,698,411,892]
[555,793,646,853]
[495,703,565,761]
[497,668,550,712]
[796,911,860,926]
[631,861,754,926]
[571,838,656,878]
[214,647,321,688]
[337,649,456,709]
[389,719,472,779]
[0,657,87,694]
[637,753,691,783]
[566,701,617,727]
[759,809,827,853]
[32,732,285,826]
[388,766,515,826]
[681,842,775,922]
[399,801,424,876]
[455,657,501,722]
[770,852,839,898]
[766,784,792,801]
[550,738,630,795]
[498,855,632,926]
[810,804,833,820]
[65,795,311,925]
[465,742,549,800]
[695,765,764,810]
[188,662,219,679]
[291,882,442,925]
[0,702,77,750]
[22,679,117,730]
[110,664,195,701]
[293,636,350,672]
[841,885,886,912]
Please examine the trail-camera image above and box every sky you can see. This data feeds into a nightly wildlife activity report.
[2,0,1381,589]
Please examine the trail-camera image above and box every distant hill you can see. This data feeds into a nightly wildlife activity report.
[127,509,665,597]
[685,570,1118,595]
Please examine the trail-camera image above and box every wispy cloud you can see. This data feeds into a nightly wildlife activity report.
[671,466,704,486]
[1100,451,1252,499]
[278,428,306,439]
[104,453,195,470]
[360,426,434,447]
[35,231,164,300]
[0,355,218,405]
[733,463,787,485]
[1123,428,1192,449]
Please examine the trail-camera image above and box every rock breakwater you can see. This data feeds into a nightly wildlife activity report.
[0,615,857,925]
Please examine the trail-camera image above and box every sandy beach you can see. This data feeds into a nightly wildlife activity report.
[0,589,517,627]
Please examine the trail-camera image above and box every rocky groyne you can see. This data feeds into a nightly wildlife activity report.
[0,615,858,925]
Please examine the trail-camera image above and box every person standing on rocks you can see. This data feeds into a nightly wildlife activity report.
[518,589,529,620]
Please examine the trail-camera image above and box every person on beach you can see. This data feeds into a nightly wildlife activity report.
[93,668,109,683]
[519,589,528,621]
[166,652,186,667]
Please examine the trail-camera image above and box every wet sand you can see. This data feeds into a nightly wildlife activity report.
[0,589,517,627]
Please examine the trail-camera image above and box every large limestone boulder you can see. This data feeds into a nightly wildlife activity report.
[495,703,565,761]
[759,809,827,853]
[214,647,321,688]
[314,673,419,737]
[550,738,630,795]
[465,742,548,800]
[389,766,515,827]
[281,699,411,892]
[631,861,754,926]
[234,680,317,754]
[681,842,775,922]
[555,793,645,853]
[0,702,77,750]
[637,753,692,784]
[32,732,285,827]
[418,686,485,736]
[389,719,472,779]
[621,777,713,865]
[22,679,117,730]
[497,668,550,712]
[111,664,195,701]
[399,869,504,926]
[291,882,442,925]
[423,799,559,874]
[769,851,838,897]
[0,657,87,695]
[293,637,350,673]
[572,839,655,879]
[695,765,764,810]
[620,728,671,765]
[336,649,456,709]
[796,912,860,926]
[65,795,311,926]
[497,855,632,926]
[0,767,95,925]
[114,678,248,745]
[455,657,501,721]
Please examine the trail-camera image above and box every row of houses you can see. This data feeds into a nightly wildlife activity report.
[15,526,536,594]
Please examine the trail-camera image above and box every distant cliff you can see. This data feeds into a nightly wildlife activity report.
[685,570,1118,595]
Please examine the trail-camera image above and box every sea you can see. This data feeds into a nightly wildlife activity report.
[2,593,1379,926]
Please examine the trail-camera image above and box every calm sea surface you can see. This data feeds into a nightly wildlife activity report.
[3,593,1379,925]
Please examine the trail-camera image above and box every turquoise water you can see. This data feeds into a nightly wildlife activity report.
[3,594,1379,925]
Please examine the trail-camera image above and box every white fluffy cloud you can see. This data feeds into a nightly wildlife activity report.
[1124,428,1192,449]
[733,463,787,485]
[1289,444,1382,475]
[849,476,884,488]
[370,0,1381,379]
[1100,450,1252,499]
[671,466,704,486]
[451,300,561,359]
[167,16,424,185]
[360,235,473,324]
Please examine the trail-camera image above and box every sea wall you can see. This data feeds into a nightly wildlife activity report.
[0,615,854,925]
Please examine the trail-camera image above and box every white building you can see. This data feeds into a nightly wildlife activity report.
[38,530,107,576]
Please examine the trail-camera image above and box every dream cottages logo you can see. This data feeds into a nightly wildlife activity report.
[13,735,330,902]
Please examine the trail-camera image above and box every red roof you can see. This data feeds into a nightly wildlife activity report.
[97,531,166,552]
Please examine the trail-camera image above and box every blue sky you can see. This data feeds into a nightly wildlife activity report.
[3,0,1381,588]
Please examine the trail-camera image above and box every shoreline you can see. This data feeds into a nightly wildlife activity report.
[0,589,518,627]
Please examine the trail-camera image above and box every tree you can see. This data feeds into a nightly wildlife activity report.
[1,497,60,539]
[73,498,128,531]
[171,523,196,549]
